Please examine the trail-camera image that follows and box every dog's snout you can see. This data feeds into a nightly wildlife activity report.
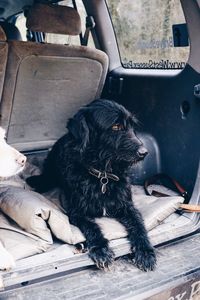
[16,154,27,166]
[137,146,148,159]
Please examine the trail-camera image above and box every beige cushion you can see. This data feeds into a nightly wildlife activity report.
[93,195,184,242]
[0,186,75,244]
[0,183,184,247]
[0,164,184,260]
[0,212,50,260]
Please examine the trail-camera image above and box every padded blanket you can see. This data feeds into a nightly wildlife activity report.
[0,163,184,260]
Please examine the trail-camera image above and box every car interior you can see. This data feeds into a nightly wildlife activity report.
[0,0,199,292]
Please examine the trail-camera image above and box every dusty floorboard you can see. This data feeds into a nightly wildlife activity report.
[1,233,200,299]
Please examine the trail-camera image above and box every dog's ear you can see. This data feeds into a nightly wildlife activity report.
[67,110,89,153]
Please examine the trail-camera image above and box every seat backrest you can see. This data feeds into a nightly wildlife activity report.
[0,27,8,105]
[0,4,108,151]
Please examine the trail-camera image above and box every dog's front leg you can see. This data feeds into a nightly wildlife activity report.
[115,205,156,271]
[70,215,114,269]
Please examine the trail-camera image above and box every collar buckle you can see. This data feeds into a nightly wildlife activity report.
[88,167,120,194]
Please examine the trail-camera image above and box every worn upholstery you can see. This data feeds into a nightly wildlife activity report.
[0,186,73,244]
[0,42,108,150]
[26,3,81,35]
[0,5,108,151]
[0,26,7,113]
[0,212,50,260]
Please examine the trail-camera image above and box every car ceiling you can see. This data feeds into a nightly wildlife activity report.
[0,0,60,19]
[0,0,33,19]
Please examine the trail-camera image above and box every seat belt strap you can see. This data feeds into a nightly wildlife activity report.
[81,16,95,46]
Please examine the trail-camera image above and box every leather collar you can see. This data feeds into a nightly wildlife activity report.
[88,167,119,194]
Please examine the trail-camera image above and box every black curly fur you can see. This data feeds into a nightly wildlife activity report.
[27,99,156,271]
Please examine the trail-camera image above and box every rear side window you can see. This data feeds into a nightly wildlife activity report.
[15,14,27,41]
[106,0,189,70]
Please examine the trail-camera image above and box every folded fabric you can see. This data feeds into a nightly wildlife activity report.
[94,192,184,242]
[0,184,184,248]
[0,212,50,260]
[0,186,76,244]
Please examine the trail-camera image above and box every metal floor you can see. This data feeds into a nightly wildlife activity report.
[1,233,200,300]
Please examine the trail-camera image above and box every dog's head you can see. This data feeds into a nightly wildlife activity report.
[67,99,147,166]
[0,128,27,178]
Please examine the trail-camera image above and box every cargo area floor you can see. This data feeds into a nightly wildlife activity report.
[1,232,200,300]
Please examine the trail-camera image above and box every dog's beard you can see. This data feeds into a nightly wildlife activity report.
[84,147,145,170]
[117,158,143,167]
[115,150,145,164]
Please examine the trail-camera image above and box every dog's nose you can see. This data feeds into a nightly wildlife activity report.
[137,146,148,159]
[16,154,27,166]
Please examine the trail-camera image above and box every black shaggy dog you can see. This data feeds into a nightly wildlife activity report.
[27,99,156,271]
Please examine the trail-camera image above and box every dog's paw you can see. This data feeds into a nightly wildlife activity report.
[89,245,115,270]
[0,248,15,271]
[73,242,88,254]
[131,245,156,272]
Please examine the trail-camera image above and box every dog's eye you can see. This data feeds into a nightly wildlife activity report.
[112,124,124,131]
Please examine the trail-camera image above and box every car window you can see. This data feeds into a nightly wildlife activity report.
[106,0,189,70]
[15,13,27,41]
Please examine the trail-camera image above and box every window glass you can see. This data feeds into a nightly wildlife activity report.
[15,13,27,41]
[106,0,189,69]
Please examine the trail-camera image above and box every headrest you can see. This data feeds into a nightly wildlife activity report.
[0,26,6,41]
[26,3,82,35]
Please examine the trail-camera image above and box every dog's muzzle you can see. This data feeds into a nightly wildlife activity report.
[136,146,148,160]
